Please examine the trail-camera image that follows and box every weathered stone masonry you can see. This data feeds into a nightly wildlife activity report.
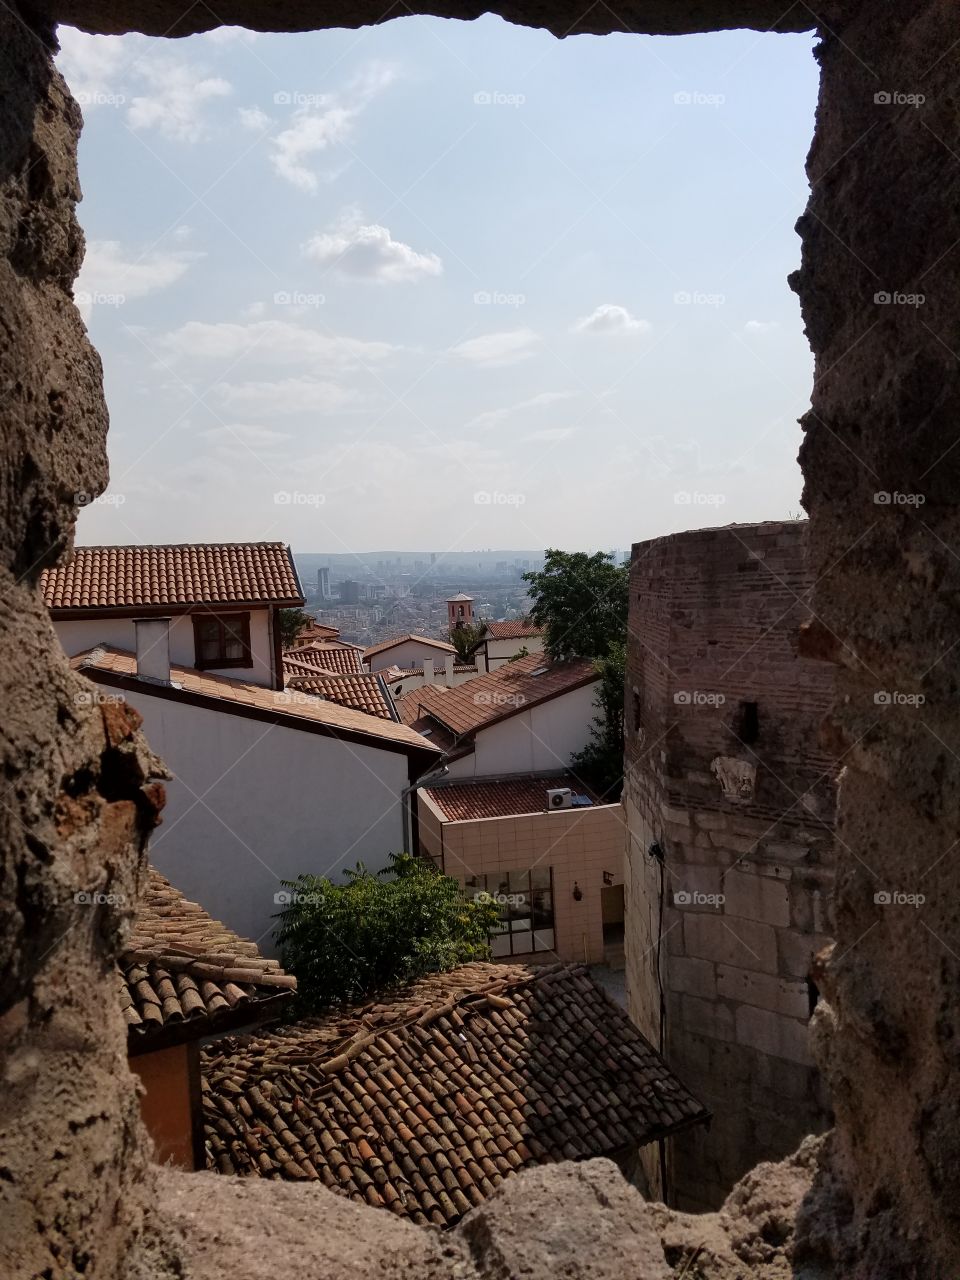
[624,521,835,1210]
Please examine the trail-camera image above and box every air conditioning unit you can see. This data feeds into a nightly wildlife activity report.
[547,787,574,810]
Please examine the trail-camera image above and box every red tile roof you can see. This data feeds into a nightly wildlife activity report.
[285,670,396,721]
[364,633,457,661]
[284,641,365,676]
[396,652,597,739]
[121,868,295,1046]
[292,622,341,643]
[483,620,542,641]
[201,962,709,1226]
[72,646,439,758]
[422,775,594,821]
[42,542,304,612]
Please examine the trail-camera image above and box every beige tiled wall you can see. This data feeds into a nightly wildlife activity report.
[418,796,626,965]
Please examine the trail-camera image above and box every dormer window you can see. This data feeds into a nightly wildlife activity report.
[192,612,252,670]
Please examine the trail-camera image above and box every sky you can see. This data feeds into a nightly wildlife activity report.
[56,18,820,556]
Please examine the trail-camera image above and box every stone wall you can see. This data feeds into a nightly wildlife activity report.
[624,521,835,1209]
[4,0,960,1276]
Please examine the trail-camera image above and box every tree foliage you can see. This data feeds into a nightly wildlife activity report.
[524,550,629,799]
[571,641,626,801]
[523,549,628,661]
[278,607,315,648]
[275,852,501,1013]
[448,619,487,663]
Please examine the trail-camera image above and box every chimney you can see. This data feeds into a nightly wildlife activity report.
[423,658,434,685]
[444,653,454,683]
[134,617,171,683]
[476,649,488,675]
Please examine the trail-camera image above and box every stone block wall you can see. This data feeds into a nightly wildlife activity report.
[624,520,835,1210]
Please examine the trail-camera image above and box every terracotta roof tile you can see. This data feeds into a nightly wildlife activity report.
[283,641,365,676]
[396,653,597,738]
[42,543,304,611]
[422,775,597,821]
[72,646,439,756]
[286,671,396,721]
[201,962,709,1225]
[364,634,457,661]
[483,620,541,641]
[292,622,341,643]
[121,868,295,1042]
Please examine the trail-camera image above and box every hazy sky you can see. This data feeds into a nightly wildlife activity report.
[57,19,819,556]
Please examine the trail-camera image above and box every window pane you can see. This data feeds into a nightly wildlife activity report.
[531,867,552,891]
[533,929,555,952]
[512,930,533,954]
[491,933,511,957]
[508,869,530,894]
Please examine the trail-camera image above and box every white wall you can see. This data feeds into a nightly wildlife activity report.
[445,681,599,779]
[367,639,454,672]
[54,608,276,687]
[485,633,545,671]
[116,685,409,954]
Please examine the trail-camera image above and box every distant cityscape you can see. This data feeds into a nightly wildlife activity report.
[294,549,629,647]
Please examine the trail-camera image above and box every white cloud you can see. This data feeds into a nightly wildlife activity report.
[744,320,779,334]
[214,377,359,415]
[272,107,355,189]
[269,61,397,191]
[303,215,442,283]
[159,319,395,368]
[75,239,199,320]
[200,26,260,45]
[201,423,291,448]
[467,390,574,431]
[56,28,133,108]
[128,58,231,142]
[573,304,651,336]
[450,329,541,367]
[238,105,271,132]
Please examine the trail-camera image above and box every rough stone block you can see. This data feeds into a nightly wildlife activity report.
[681,995,736,1042]
[683,913,778,973]
[722,869,791,927]
[777,930,833,979]
[670,955,717,999]
[735,1006,813,1065]
[716,964,810,1018]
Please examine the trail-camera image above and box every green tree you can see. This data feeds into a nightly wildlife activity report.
[275,852,501,1013]
[448,619,486,663]
[278,607,315,648]
[523,549,628,660]
[571,641,626,801]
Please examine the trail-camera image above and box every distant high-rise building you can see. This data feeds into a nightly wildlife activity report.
[317,567,331,600]
[339,579,361,605]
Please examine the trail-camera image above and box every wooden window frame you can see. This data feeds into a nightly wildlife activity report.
[192,611,253,670]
